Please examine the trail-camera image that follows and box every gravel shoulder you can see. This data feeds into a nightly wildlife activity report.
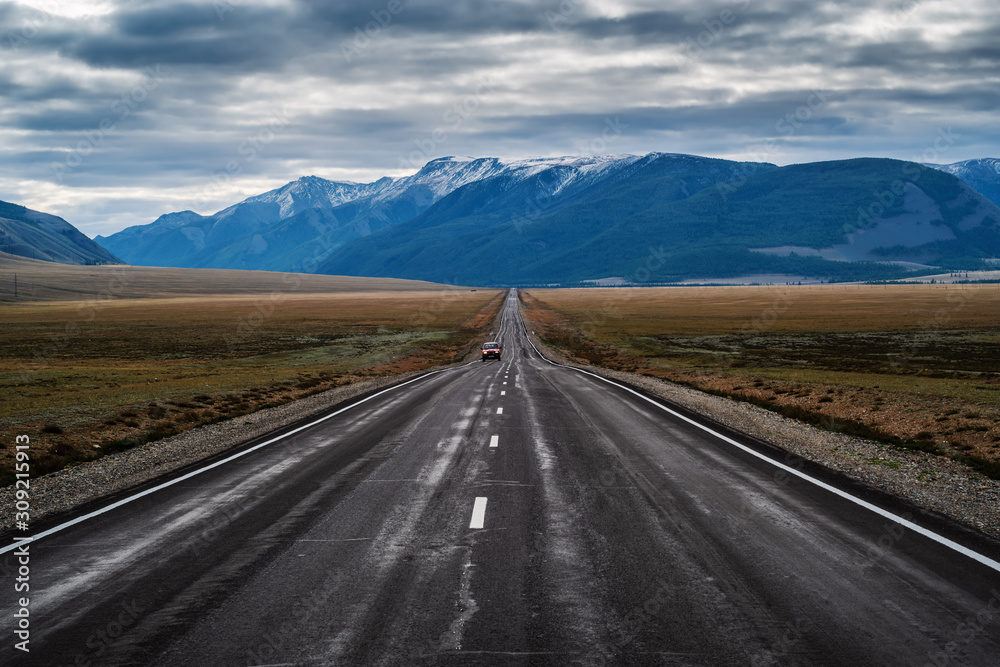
[525,328,1000,542]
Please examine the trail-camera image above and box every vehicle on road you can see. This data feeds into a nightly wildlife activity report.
[481,341,502,362]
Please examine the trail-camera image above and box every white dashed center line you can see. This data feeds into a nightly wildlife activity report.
[470,497,488,529]
[496,407,503,415]
[489,435,499,448]
[501,390,506,396]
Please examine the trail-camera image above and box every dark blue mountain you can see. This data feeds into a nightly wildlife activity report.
[0,201,121,265]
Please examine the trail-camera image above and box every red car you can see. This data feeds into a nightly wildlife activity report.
[481,341,502,362]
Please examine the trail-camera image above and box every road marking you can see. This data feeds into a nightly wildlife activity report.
[490,435,499,448]
[501,390,506,396]
[496,407,503,414]
[520,327,1000,574]
[470,497,488,529]
[0,362,481,555]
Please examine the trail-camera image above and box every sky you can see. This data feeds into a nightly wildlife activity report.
[1,0,997,237]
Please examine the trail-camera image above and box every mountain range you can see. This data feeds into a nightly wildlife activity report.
[92,153,1000,285]
[95,157,536,274]
[0,201,120,265]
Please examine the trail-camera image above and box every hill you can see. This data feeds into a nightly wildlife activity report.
[0,252,451,302]
[0,200,121,265]
[318,158,1000,285]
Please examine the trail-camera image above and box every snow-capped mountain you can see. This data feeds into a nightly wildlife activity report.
[94,153,1000,284]
[94,153,682,271]
[317,156,1000,285]
[924,158,1000,206]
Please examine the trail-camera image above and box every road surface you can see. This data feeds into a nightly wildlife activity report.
[3,289,1000,665]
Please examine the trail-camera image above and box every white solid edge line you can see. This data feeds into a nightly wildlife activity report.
[470,497,488,529]
[519,310,1000,573]
[0,362,480,555]
[489,435,499,448]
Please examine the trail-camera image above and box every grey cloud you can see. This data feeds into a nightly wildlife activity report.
[299,0,555,37]
[0,0,997,235]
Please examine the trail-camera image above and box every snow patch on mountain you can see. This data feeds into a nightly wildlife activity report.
[924,158,1000,206]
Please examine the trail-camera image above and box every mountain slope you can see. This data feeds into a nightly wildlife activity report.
[318,158,1000,285]
[926,158,1000,206]
[0,201,121,265]
[95,157,605,271]
[93,153,1000,284]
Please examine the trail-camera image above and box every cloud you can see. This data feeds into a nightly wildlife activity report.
[0,0,997,236]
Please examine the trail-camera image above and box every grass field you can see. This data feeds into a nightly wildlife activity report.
[0,256,502,484]
[521,284,1000,477]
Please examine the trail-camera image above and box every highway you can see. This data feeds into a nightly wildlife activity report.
[3,289,1000,665]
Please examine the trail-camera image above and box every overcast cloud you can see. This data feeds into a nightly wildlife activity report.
[1,0,997,236]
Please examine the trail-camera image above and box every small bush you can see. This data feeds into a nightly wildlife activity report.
[41,423,64,434]
[955,455,1000,480]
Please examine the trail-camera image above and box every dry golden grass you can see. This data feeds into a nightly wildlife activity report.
[521,284,1000,476]
[0,255,502,483]
[524,284,1000,335]
[0,252,451,302]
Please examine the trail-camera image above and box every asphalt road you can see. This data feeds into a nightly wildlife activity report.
[3,289,1000,666]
